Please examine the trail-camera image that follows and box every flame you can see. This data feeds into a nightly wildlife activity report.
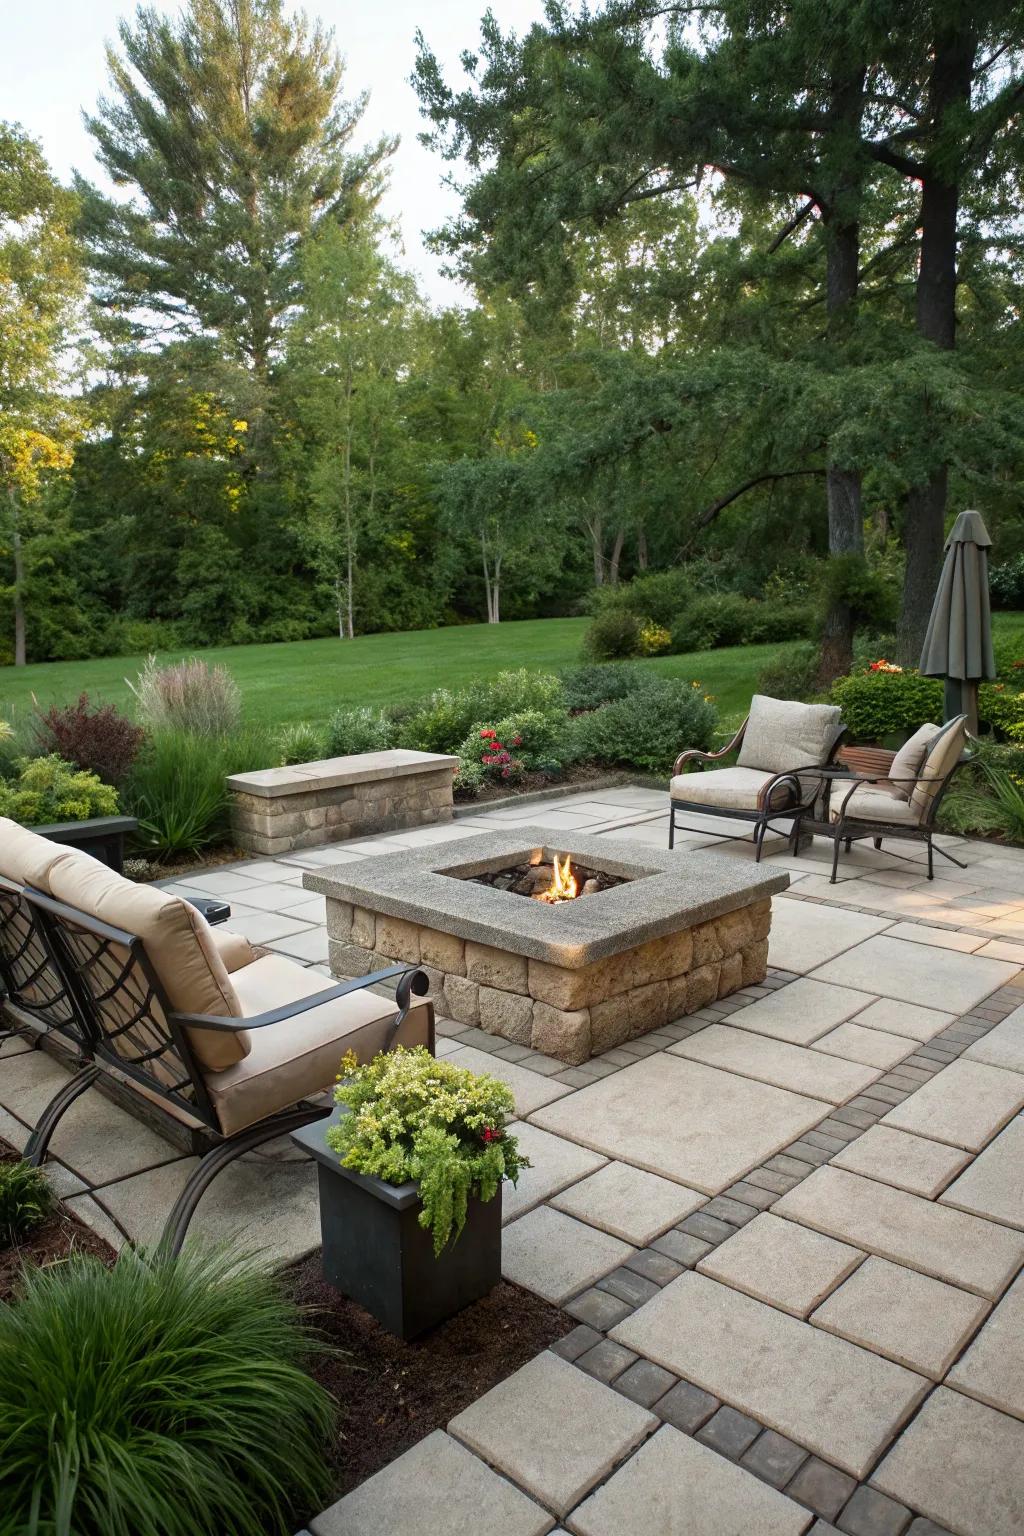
[535,853,578,903]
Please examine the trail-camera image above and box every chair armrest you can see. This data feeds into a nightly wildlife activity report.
[169,965,430,1033]
[673,717,748,778]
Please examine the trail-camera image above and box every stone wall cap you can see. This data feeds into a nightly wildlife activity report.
[305,824,788,968]
[227,749,459,798]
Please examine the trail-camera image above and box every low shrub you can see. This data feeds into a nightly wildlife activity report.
[830,668,945,742]
[128,655,242,737]
[126,726,271,857]
[0,1159,53,1246]
[574,678,718,775]
[979,684,1024,738]
[636,620,672,655]
[329,1045,527,1254]
[276,720,328,766]
[33,693,145,786]
[755,643,823,702]
[560,662,652,712]
[742,602,816,645]
[0,755,119,826]
[454,708,572,792]
[670,593,752,653]
[324,706,397,757]
[587,569,694,626]
[0,1246,333,1535]
[989,555,1024,610]
[582,610,644,660]
[399,670,564,754]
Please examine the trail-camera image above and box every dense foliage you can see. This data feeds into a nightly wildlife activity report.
[33,693,144,786]
[0,755,119,826]
[0,1159,53,1246]
[328,1046,527,1254]
[0,1246,333,1536]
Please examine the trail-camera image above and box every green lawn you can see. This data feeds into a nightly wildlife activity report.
[3,613,1022,733]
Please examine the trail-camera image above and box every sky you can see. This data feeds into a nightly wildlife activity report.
[0,0,549,308]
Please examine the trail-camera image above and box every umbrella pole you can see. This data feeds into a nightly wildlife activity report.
[945,677,978,734]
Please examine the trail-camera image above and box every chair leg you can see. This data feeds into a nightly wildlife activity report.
[24,1063,101,1167]
[873,838,882,850]
[668,805,675,850]
[157,1104,331,1259]
[830,833,842,884]
[927,837,934,879]
[933,841,968,870]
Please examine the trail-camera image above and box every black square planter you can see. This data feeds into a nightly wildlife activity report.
[292,1109,502,1340]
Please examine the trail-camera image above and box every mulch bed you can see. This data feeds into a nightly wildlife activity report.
[0,1146,117,1303]
[286,1255,572,1502]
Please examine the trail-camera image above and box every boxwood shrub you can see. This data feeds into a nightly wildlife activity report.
[573,678,718,775]
[830,670,945,741]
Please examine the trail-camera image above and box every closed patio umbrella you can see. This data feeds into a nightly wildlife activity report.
[919,508,995,733]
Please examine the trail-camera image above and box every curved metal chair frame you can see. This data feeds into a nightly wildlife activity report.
[11,884,431,1256]
[818,748,972,883]
[669,717,847,860]
[0,874,86,1050]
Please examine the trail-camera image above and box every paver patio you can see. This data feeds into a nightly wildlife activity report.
[5,783,1024,1534]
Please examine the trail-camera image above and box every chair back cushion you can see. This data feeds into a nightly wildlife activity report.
[737,695,843,775]
[888,723,942,801]
[44,849,248,1071]
[910,715,968,814]
[0,818,76,892]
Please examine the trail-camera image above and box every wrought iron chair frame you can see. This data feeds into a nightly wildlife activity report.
[12,885,432,1255]
[815,749,972,883]
[669,717,848,860]
[0,873,88,1052]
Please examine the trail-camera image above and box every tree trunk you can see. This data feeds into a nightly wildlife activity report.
[637,523,648,570]
[897,26,976,663]
[818,68,866,685]
[10,489,25,667]
[589,510,605,585]
[608,527,625,587]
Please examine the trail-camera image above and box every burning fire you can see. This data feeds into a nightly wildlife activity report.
[535,853,578,903]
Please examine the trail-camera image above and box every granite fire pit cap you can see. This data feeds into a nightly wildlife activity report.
[303,826,789,968]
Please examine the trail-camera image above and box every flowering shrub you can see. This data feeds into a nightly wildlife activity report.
[636,620,672,656]
[0,755,119,826]
[34,693,145,786]
[476,726,524,781]
[400,670,565,754]
[328,1047,528,1254]
[868,659,903,673]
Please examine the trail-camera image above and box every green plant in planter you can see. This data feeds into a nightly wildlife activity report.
[0,1158,53,1246]
[0,754,119,826]
[329,1047,528,1255]
[0,1246,334,1536]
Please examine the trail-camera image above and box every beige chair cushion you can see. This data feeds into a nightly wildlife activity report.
[206,954,432,1136]
[888,723,942,800]
[737,695,843,775]
[910,716,967,814]
[0,818,76,891]
[44,849,248,1072]
[209,926,257,973]
[829,782,920,826]
[670,766,796,812]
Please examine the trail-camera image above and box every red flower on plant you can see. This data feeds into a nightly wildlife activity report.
[480,728,497,739]
[481,1126,502,1144]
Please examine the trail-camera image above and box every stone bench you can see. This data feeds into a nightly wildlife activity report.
[227,749,459,856]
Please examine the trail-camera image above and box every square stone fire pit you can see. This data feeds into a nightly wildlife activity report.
[304,827,789,1065]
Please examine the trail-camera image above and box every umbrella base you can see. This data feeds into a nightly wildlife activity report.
[944,677,978,736]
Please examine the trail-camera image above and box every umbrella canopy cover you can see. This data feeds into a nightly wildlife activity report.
[920,509,996,682]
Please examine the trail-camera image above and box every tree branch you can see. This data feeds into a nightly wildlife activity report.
[697,469,825,527]
[767,198,817,255]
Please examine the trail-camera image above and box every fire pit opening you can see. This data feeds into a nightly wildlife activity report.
[460,852,630,903]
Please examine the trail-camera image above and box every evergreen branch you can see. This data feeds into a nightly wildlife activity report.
[696,469,825,527]
[767,199,817,255]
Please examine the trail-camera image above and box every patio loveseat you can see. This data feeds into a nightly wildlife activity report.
[670,694,846,858]
[0,818,432,1254]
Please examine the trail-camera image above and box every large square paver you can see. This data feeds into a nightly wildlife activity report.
[696,1212,863,1317]
[811,935,1018,1013]
[831,1125,971,1198]
[881,1060,1024,1151]
[851,997,956,1043]
[443,1046,574,1117]
[811,1022,915,1071]
[550,1162,705,1244]
[310,1429,553,1536]
[964,1003,1024,1074]
[502,1206,634,1303]
[502,1123,608,1223]
[529,1055,828,1195]
[948,1272,1024,1420]
[728,978,876,1045]
[612,1271,926,1477]
[567,1424,812,1536]
[767,901,891,973]
[449,1352,655,1517]
[670,1025,880,1105]
[772,1166,1024,1299]
[811,1255,989,1379]
[872,1387,1024,1536]
[939,1114,1024,1229]
[48,1092,186,1187]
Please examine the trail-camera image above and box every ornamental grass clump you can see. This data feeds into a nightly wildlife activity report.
[0,1245,334,1536]
[328,1047,528,1255]
[0,1158,53,1247]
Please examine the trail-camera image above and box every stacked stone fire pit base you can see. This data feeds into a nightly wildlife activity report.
[305,828,789,1066]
